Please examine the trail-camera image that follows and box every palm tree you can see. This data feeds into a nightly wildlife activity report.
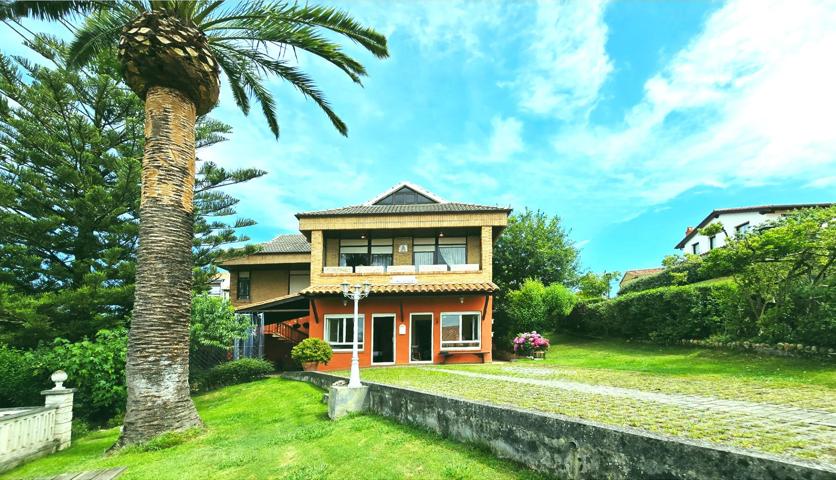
[1,0,387,446]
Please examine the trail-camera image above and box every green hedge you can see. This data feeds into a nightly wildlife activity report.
[194,358,274,392]
[618,261,732,295]
[565,281,739,343]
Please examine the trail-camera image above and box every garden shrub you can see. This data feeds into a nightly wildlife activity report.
[0,345,43,407]
[291,338,333,364]
[0,328,127,424]
[200,358,274,391]
[505,279,576,335]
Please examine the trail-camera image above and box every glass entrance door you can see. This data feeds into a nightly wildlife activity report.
[372,315,395,364]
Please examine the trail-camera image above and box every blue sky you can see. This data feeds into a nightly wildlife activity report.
[3,1,835,275]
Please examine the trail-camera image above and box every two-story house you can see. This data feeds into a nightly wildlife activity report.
[224,182,511,370]
[675,203,833,255]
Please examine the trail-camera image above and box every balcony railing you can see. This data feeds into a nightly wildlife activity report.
[323,264,480,274]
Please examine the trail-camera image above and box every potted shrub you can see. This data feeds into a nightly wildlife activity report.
[291,338,333,371]
[512,331,550,359]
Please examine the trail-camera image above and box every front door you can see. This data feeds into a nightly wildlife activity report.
[372,314,395,364]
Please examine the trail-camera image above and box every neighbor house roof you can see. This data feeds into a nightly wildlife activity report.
[295,181,511,218]
[674,203,834,249]
[300,282,498,296]
[258,234,311,253]
[619,268,664,287]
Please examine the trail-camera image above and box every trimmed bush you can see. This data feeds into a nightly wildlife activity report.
[200,358,274,391]
[566,281,739,343]
[291,338,333,364]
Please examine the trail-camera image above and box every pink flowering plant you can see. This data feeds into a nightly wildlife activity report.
[512,331,550,357]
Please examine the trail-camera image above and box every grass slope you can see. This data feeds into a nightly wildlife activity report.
[3,378,541,480]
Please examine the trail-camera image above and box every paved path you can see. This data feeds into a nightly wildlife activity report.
[35,468,126,480]
[429,367,836,428]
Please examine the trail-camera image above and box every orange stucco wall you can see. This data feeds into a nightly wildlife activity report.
[308,295,493,370]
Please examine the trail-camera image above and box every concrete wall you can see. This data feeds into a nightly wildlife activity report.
[287,372,835,480]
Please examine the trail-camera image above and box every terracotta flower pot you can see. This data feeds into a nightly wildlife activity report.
[302,361,319,372]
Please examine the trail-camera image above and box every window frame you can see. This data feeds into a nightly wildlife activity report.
[324,314,365,352]
[735,221,750,236]
[708,235,716,250]
[439,311,481,351]
[338,237,393,268]
[691,242,700,255]
[412,236,468,266]
[237,271,251,300]
[409,312,434,364]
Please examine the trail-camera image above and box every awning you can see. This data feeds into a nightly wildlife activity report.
[299,282,498,297]
[235,293,308,313]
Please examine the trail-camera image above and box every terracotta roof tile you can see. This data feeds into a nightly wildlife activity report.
[300,282,498,296]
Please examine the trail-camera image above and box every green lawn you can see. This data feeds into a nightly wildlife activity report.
[346,336,836,463]
[3,378,541,480]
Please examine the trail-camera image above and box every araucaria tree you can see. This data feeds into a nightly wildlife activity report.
[2,0,388,446]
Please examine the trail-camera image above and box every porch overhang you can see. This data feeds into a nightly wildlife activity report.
[235,293,308,313]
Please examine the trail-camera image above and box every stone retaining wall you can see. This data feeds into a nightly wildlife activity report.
[284,371,835,480]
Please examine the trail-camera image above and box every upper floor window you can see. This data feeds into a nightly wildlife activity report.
[438,237,466,265]
[440,312,480,350]
[413,236,468,266]
[339,237,393,268]
[709,235,716,250]
[370,238,393,267]
[413,237,436,266]
[736,222,750,236]
[325,314,364,351]
[691,242,700,255]
[237,271,250,300]
[340,238,368,268]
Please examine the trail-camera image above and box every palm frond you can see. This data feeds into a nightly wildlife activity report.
[209,23,367,84]
[67,4,137,68]
[214,42,346,136]
[271,4,389,59]
[0,0,99,21]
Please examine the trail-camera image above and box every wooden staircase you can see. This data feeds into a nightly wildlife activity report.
[266,322,308,344]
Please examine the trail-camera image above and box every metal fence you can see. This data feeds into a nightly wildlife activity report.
[233,313,264,360]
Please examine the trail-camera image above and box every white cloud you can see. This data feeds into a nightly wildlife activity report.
[549,0,836,212]
[412,114,524,198]
[512,0,613,119]
[353,0,508,58]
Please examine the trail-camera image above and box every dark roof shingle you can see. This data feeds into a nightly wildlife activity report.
[296,202,510,218]
[259,234,311,253]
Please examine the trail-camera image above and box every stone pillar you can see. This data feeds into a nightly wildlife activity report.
[41,370,75,450]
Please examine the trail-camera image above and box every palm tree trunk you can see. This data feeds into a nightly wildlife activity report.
[118,86,201,446]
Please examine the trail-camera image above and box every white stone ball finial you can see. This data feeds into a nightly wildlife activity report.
[51,370,68,390]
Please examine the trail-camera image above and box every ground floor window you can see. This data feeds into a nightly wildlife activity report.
[440,312,480,349]
[325,314,364,351]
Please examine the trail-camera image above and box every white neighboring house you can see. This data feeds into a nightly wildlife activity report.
[208,271,230,299]
[675,203,833,254]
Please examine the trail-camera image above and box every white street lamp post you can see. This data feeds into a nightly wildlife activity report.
[341,281,372,388]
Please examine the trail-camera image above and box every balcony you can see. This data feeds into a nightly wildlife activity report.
[323,263,480,275]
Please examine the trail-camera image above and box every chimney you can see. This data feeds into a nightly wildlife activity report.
[685,226,694,235]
